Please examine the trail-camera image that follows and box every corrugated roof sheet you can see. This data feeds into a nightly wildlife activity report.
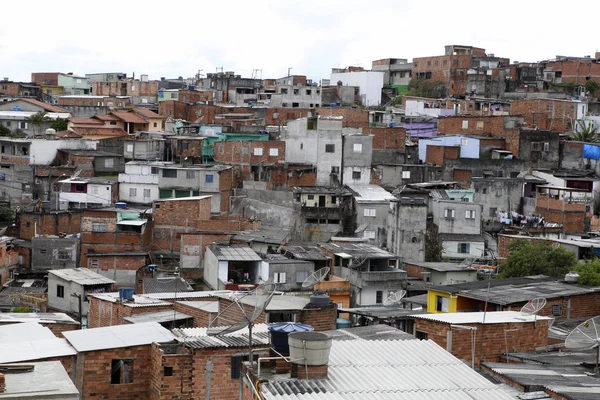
[143,290,231,300]
[48,268,116,285]
[410,311,554,325]
[90,292,173,307]
[143,277,193,294]
[63,322,175,352]
[261,340,512,399]
[123,310,193,324]
[173,324,270,348]
[210,245,262,261]
[347,184,396,203]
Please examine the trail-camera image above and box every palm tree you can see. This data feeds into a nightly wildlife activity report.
[25,111,49,136]
[573,120,599,143]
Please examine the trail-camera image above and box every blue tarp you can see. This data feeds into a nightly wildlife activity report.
[584,144,600,160]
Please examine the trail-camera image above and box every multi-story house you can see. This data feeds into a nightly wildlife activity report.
[118,161,174,204]
[57,177,118,209]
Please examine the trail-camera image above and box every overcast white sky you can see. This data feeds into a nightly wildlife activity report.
[2,0,600,83]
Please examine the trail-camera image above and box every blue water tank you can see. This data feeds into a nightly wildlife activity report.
[268,323,314,355]
[118,287,134,300]
[115,202,127,209]
[12,106,21,111]
[336,318,351,329]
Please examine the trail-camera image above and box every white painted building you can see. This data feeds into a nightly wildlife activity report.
[58,177,117,209]
[119,161,174,204]
[47,268,115,316]
[329,70,384,106]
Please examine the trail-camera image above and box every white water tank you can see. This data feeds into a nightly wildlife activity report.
[565,271,580,283]
[288,332,332,366]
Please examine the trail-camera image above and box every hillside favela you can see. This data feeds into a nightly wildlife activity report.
[5,6,600,399]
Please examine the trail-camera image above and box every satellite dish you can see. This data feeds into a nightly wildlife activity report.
[565,316,600,372]
[520,298,546,316]
[207,281,276,362]
[348,256,367,268]
[302,267,330,289]
[383,290,406,307]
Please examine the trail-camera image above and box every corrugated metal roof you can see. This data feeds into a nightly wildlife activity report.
[411,311,554,325]
[347,184,396,203]
[210,245,262,261]
[63,322,175,352]
[173,324,270,348]
[143,290,231,300]
[175,301,218,313]
[0,338,76,363]
[261,339,512,399]
[48,268,116,285]
[90,292,173,307]
[123,310,193,324]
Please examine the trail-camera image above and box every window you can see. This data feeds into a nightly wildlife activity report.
[293,89,299,95]
[162,169,177,178]
[443,60,448,65]
[552,304,563,316]
[482,187,487,194]
[306,89,312,95]
[241,146,249,155]
[353,143,363,153]
[151,167,158,175]
[292,102,299,108]
[325,144,335,153]
[458,243,470,254]
[307,194,314,200]
[92,223,107,232]
[543,142,550,152]
[164,366,173,377]
[282,103,288,107]
[461,138,468,146]
[531,142,541,151]
[444,209,455,219]
[129,188,137,197]
[331,196,337,204]
[205,174,213,183]
[331,166,340,174]
[436,296,449,312]
[465,210,476,219]
[476,121,484,129]
[352,170,361,180]
[218,144,224,154]
[364,230,376,239]
[280,88,288,94]
[57,250,72,260]
[269,148,279,157]
[18,122,28,130]
[90,259,99,267]
[376,291,383,304]
[57,284,64,298]
[364,208,376,217]
[254,147,263,156]
[126,144,134,152]
[186,170,196,180]
[143,189,151,198]
[462,120,468,129]
[273,272,287,284]
[402,170,411,179]
[105,158,114,168]
[111,359,133,384]
[415,331,428,340]
[153,122,158,128]
[296,271,309,283]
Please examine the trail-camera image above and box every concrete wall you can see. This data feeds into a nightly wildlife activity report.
[472,178,524,220]
[330,71,384,106]
[202,247,219,289]
[31,237,79,270]
[388,201,428,262]
[442,240,485,259]
[355,202,390,246]
[419,136,479,162]
[260,260,315,292]
[431,199,482,235]
[342,134,372,185]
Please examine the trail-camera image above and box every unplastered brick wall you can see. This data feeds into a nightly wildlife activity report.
[75,345,154,399]
[403,262,425,279]
[150,343,193,400]
[296,302,337,331]
[314,107,369,128]
[18,212,82,240]
[414,318,549,367]
[173,301,218,328]
[88,297,173,328]
[216,298,266,326]
[368,127,406,150]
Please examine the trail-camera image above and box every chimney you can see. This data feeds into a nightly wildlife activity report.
[288,332,332,379]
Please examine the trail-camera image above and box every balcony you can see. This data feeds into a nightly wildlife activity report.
[118,173,159,184]
[301,206,343,218]
[360,270,407,282]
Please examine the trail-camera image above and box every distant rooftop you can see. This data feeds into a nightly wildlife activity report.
[48,268,115,286]
[411,311,554,325]
[209,245,262,261]
[347,184,396,203]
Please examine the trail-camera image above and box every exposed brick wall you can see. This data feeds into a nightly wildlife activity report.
[415,318,549,367]
[296,302,337,331]
[314,107,369,128]
[76,345,154,399]
[88,297,173,328]
[18,212,82,240]
[403,262,425,279]
[150,343,193,400]
[511,99,577,133]
[367,127,406,150]
[173,301,218,327]
[453,169,472,184]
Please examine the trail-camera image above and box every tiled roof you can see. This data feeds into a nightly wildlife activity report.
[72,127,129,137]
[112,111,148,124]
[134,108,163,119]
[261,339,512,399]
[94,113,120,121]
[19,98,69,113]
[69,117,104,125]
[56,129,82,138]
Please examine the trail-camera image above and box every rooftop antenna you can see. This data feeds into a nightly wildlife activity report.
[302,267,330,293]
[383,290,406,307]
[565,316,600,373]
[207,281,276,363]
[520,297,546,327]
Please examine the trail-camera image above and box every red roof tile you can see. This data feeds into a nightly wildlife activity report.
[134,108,164,119]
[95,114,121,121]
[111,111,148,124]
[72,127,129,137]
[19,98,69,113]
[56,130,82,138]
[70,118,104,125]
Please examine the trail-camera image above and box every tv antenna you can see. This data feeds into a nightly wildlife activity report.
[383,290,406,307]
[565,316,600,373]
[207,281,276,363]
[302,267,330,292]
[520,297,546,327]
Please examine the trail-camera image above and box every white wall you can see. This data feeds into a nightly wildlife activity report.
[203,248,219,289]
[119,183,158,204]
[330,71,384,106]
[29,139,97,165]
[442,241,485,259]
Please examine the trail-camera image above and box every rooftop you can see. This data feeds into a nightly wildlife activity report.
[143,277,193,294]
[143,290,231,300]
[411,311,554,324]
[320,242,398,260]
[323,325,416,341]
[173,323,270,349]
[209,245,262,261]
[90,292,173,308]
[63,321,175,352]
[0,361,79,399]
[154,195,212,202]
[283,245,330,261]
[0,312,79,325]
[404,260,477,272]
[123,310,194,324]
[259,339,512,399]
[48,268,115,285]
[347,184,396,203]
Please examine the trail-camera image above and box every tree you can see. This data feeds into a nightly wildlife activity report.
[50,117,68,132]
[586,80,600,95]
[405,79,446,98]
[576,259,600,286]
[499,240,576,278]
[25,111,49,136]
[425,231,443,262]
[573,120,599,143]
[0,124,11,137]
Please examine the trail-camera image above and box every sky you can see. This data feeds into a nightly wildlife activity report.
[2,0,600,84]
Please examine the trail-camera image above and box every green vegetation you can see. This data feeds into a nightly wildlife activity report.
[576,260,600,286]
[405,79,446,98]
[25,111,49,136]
[0,124,11,137]
[573,120,599,143]
[13,307,32,313]
[586,80,600,94]
[425,231,443,262]
[50,117,68,132]
[499,240,576,278]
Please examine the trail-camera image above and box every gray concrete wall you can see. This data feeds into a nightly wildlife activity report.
[430,199,482,235]
[387,201,428,262]
[472,178,524,220]
[31,237,79,270]
[355,202,390,246]
[518,130,560,170]
[262,260,315,292]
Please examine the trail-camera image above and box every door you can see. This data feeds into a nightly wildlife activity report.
[319,195,326,207]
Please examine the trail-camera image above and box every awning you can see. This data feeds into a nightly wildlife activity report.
[117,220,147,226]
[334,252,353,259]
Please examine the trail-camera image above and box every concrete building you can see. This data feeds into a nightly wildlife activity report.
[123,137,165,161]
[372,58,413,87]
[31,72,92,95]
[203,244,262,290]
[387,197,428,262]
[47,268,115,316]
[342,133,373,185]
[259,257,315,292]
[57,177,118,209]
[255,75,322,108]
[330,68,384,106]
[118,161,174,204]
[403,260,478,285]
[31,236,80,270]
[348,184,396,245]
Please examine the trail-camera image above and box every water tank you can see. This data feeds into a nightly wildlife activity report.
[12,106,21,111]
[288,332,332,366]
[310,293,330,306]
[45,128,56,140]
[118,287,134,300]
[336,318,351,329]
[115,202,127,209]
[268,323,314,355]
[565,272,580,283]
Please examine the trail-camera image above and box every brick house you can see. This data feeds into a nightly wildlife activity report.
[213,140,286,183]
[411,311,552,367]
[511,98,586,134]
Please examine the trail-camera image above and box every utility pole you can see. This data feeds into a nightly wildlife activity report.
[287,67,293,77]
